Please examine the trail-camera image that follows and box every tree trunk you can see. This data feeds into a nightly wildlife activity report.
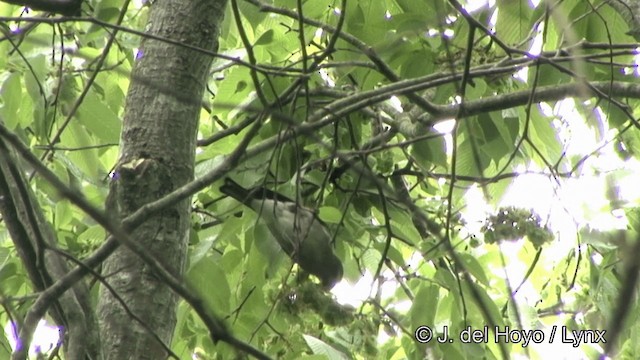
[96,0,226,358]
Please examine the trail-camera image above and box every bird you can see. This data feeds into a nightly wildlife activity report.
[219,177,343,289]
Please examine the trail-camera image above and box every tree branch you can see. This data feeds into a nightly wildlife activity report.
[0,0,81,16]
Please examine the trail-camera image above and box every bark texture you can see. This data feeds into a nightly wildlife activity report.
[96,0,226,358]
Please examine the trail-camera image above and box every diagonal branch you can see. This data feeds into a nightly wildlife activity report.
[0,138,100,360]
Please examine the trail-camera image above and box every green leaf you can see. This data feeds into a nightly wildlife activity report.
[254,29,274,46]
[455,138,488,177]
[187,255,231,314]
[361,247,383,271]
[389,207,421,245]
[302,334,349,360]
[374,240,405,268]
[23,55,47,100]
[458,253,490,286]
[628,208,640,233]
[477,113,500,142]
[76,90,121,143]
[77,225,105,247]
[495,0,531,46]
[528,109,561,164]
[409,283,439,329]
[0,329,12,360]
[491,109,520,147]
[0,72,21,129]
[191,226,218,266]
[461,281,505,328]
[54,200,73,227]
[57,122,102,181]
[535,64,571,86]
[319,206,343,224]
[465,79,488,100]
[411,136,448,170]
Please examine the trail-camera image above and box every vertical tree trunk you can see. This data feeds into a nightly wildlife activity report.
[96,1,226,358]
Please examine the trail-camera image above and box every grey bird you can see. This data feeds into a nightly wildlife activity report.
[220,178,343,289]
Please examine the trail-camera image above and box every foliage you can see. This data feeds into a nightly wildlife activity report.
[1,0,640,359]
[482,206,553,248]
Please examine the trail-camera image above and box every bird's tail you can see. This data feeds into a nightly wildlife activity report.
[220,178,294,204]
[219,178,252,205]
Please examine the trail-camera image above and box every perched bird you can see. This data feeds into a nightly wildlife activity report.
[220,178,343,289]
